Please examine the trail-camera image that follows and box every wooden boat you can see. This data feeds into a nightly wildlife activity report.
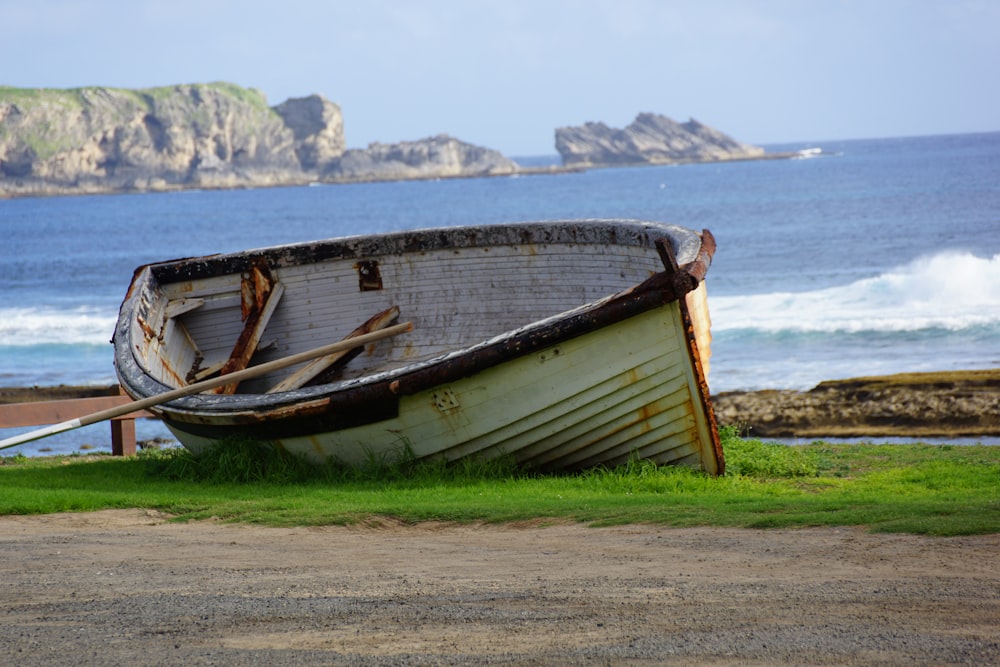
[113,219,723,474]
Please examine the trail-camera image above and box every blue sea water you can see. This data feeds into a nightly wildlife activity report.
[2,132,999,454]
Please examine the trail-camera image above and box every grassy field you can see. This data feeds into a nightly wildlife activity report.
[1,429,997,536]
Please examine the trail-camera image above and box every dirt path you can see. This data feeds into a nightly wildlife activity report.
[1,511,997,666]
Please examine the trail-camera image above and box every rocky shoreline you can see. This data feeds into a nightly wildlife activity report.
[712,369,1000,439]
[3,370,997,441]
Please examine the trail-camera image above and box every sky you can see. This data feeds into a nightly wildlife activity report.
[2,0,997,156]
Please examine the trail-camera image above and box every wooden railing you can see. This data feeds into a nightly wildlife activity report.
[0,389,152,456]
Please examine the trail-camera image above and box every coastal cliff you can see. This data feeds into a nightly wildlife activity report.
[556,113,765,167]
[0,83,516,197]
[1,83,778,198]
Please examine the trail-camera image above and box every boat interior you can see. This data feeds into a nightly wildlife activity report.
[127,223,707,395]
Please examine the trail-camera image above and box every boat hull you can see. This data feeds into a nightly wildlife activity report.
[114,220,722,474]
[165,295,718,472]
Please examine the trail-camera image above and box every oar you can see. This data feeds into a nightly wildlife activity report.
[0,322,414,451]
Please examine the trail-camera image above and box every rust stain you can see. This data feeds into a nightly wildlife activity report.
[156,355,188,389]
[636,401,666,434]
[136,315,158,341]
[678,286,724,475]
[573,402,659,452]
[185,397,334,425]
[305,436,327,458]
[239,262,273,321]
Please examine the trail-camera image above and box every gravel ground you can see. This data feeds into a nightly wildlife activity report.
[1,511,998,665]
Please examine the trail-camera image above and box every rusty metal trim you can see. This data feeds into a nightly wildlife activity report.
[677,288,724,475]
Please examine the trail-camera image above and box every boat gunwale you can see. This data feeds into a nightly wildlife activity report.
[141,219,708,284]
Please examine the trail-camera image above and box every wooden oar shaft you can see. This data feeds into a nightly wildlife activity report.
[0,322,413,451]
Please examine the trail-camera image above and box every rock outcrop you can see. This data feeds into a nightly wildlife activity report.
[712,370,1000,439]
[329,134,517,181]
[556,113,765,167]
[0,84,307,195]
[0,83,517,197]
[273,94,346,171]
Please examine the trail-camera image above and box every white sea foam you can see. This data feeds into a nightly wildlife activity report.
[711,251,1000,334]
[0,306,118,346]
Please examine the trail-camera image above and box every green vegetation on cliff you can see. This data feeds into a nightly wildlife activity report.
[0,82,270,110]
[0,81,277,149]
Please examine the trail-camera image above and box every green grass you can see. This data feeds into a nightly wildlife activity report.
[1,428,997,535]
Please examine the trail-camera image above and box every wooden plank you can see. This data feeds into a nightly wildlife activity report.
[159,272,243,301]
[111,384,138,456]
[685,282,712,377]
[266,306,400,393]
[192,360,227,382]
[163,298,205,320]
[213,280,285,394]
[0,396,152,428]
[111,417,137,456]
[158,318,203,387]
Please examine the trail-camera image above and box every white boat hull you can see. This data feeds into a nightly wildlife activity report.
[115,220,723,473]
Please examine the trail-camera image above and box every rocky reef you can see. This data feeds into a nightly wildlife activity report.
[0,83,516,197]
[712,370,1000,439]
[555,112,765,167]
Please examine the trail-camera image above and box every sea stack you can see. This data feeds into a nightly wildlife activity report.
[555,113,765,167]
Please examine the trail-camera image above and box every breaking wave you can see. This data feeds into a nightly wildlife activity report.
[0,306,118,346]
[711,251,1000,334]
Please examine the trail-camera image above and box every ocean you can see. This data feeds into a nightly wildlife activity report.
[2,132,999,454]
